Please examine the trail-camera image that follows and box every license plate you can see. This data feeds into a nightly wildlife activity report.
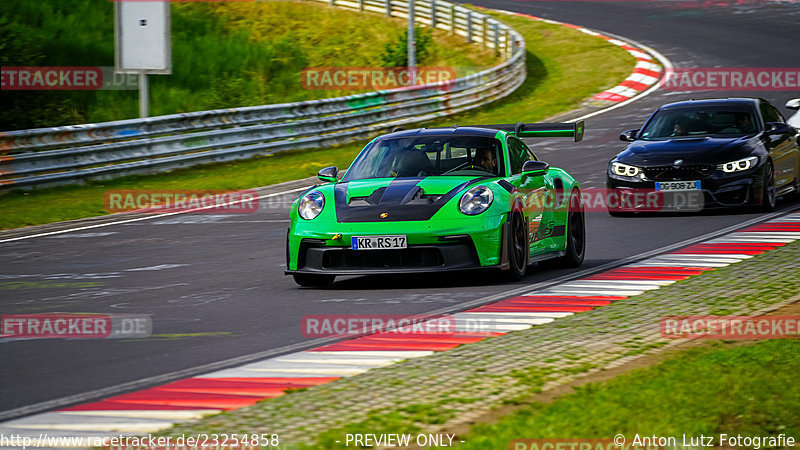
[655,180,701,191]
[351,235,407,250]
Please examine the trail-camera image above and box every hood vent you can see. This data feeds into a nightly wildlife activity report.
[348,186,441,206]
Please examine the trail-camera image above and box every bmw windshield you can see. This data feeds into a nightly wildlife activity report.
[639,106,759,140]
[342,135,504,181]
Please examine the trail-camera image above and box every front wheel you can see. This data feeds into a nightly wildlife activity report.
[293,273,335,287]
[756,161,776,212]
[504,211,528,281]
[540,191,586,269]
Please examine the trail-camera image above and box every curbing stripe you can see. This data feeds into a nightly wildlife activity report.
[5,212,800,440]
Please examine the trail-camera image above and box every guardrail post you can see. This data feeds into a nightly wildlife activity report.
[330,0,334,6]
[386,0,392,16]
[449,4,455,34]
[466,11,472,43]
[481,16,487,49]
[359,0,364,11]
[430,0,436,28]
[493,22,500,57]
[505,29,512,59]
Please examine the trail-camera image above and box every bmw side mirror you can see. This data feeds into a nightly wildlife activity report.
[619,129,639,142]
[521,160,550,177]
[785,99,800,111]
[765,122,794,135]
[318,166,339,183]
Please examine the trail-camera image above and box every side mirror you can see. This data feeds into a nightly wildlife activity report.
[785,99,800,111]
[521,160,550,177]
[619,129,639,142]
[765,122,794,135]
[318,166,339,183]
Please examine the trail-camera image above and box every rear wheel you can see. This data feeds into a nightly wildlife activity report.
[540,191,586,269]
[505,211,528,281]
[293,273,335,287]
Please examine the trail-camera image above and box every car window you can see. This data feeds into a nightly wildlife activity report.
[640,105,759,139]
[507,137,535,175]
[342,135,504,181]
[760,101,784,123]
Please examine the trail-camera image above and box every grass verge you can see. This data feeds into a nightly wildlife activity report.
[160,231,800,447]
[0,9,635,231]
[447,339,800,449]
[1,0,492,129]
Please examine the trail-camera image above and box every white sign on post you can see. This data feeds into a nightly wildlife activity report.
[115,1,171,74]
[115,1,171,117]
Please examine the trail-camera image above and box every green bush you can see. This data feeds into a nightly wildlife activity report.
[380,27,434,67]
[1,1,480,131]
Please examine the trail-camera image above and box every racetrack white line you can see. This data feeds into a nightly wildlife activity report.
[0,186,311,244]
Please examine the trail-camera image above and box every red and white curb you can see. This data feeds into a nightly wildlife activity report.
[484,8,664,104]
[3,212,800,444]
[588,34,663,104]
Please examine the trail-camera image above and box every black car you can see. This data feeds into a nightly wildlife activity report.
[607,98,800,214]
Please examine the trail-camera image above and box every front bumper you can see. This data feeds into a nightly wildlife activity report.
[285,214,508,274]
[606,169,760,212]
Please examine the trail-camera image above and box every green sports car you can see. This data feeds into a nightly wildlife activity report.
[285,122,586,287]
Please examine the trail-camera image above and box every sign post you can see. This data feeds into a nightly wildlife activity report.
[408,0,416,86]
[115,1,171,118]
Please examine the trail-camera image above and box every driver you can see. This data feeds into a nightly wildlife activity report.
[735,113,753,132]
[671,118,689,136]
[474,147,497,173]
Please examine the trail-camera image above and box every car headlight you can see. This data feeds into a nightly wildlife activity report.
[717,156,758,173]
[611,162,641,177]
[298,190,325,220]
[459,186,494,215]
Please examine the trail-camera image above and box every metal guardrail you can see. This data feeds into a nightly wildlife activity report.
[0,0,526,190]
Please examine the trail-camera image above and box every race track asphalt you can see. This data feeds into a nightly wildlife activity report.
[1,0,799,418]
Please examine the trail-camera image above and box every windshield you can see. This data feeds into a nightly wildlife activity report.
[639,106,759,140]
[342,135,504,181]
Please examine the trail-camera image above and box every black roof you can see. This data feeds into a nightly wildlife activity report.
[659,97,761,110]
[381,126,501,139]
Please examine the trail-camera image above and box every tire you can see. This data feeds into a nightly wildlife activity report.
[785,177,800,203]
[505,211,528,281]
[293,273,335,287]
[757,161,776,212]
[540,191,586,269]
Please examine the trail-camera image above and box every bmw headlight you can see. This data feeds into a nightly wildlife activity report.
[298,190,325,220]
[717,156,758,173]
[611,162,641,177]
[459,186,494,215]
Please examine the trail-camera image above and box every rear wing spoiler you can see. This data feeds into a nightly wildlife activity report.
[470,121,584,142]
